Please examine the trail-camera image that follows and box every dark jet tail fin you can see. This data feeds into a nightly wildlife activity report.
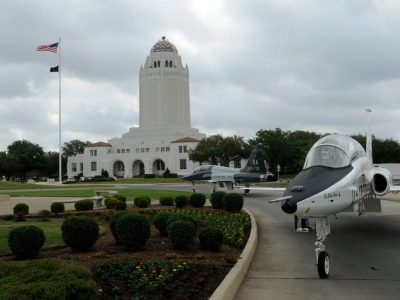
[241,144,267,174]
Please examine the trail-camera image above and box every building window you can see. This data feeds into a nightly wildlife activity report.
[91,162,97,171]
[136,148,140,153]
[117,149,120,154]
[234,160,241,168]
[169,61,173,67]
[90,149,97,156]
[166,147,170,152]
[161,147,165,152]
[156,147,160,152]
[80,163,83,172]
[126,149,130,153]
[179,146,182,153]
[165,60,168,67]
[157,61,160,67]
[154,61,156,68]
[183,146,188,153]
[122,149,125,153]
[146,148,150,152]
[180,159,187,170]
[141,148,145,153]
[72,163,77,172]
[156,160,165,171]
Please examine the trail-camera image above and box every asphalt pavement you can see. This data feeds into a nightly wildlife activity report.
[235,191,400,300]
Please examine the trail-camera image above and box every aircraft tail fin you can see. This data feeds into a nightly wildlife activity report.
[366,108,373,164]
[241,144,267,174]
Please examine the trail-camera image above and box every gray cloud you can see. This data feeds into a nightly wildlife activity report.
[1,0,400,152]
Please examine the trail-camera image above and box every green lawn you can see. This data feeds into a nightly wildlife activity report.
[0,188,195,199]
[0,220,64,255]
[0,182,63,190]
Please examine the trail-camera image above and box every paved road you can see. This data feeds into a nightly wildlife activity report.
[236,191,400,300]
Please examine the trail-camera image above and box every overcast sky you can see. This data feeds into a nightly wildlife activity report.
[1,0,400,151]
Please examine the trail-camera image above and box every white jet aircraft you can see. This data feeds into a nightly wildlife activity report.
[245,110,400,279]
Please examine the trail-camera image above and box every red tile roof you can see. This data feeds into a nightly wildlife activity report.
[86,142,112,147]
[171,137,201,143]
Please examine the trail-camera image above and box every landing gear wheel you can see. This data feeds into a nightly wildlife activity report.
[317,251,330,279]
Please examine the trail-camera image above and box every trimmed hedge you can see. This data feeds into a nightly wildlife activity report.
[166,213,198,232]
[13,203,29,215]
[109,211,128,243]
[0,259,97,300]
[134,195,151,208]
[8,225,45,259]
[74,199,94,211]
[114,200,127,211]
[116,214,150,250]
[113,194,127,202]
[199,227,224,252]
[105,197,118,209]
[144,174,156,179]
[189,193,206,208]
[223,193,244,212]
[159,196,174,206]
[168,220,196,250]
[153,211,171,236]
[61,217,99,251]
[174,195,188,208]
[210,191,226,209]
[50,202,65,214]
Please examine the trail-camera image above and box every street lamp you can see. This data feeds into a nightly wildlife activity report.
[277,164,281,182]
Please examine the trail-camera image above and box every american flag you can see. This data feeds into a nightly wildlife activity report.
[36,42,58,53]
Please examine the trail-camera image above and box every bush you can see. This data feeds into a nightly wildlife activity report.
[113,194,127,202]
[168,221,196,250]
[8,225,45,259]
[166,213,198,232]
[61,217,99,251]
[199,227,224,252]
[159,196,174,206]
[189,193,206,208]
[0,259,96,300]
[144,174,156,179]
[13,203,29,215]
[210,191,226,209]
[223,193,244,212]
[74,199,94,211]
[39,209,51,221]
[50,202,65,214]
[116,214,150,250]
[114,200,127,211]
[109,211,128,243]
[174,195,188,208]
[134,195,151,208]
[153,211,171,235]
[105,197,118,209]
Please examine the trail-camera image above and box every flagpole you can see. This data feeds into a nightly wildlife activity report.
[58,37,62,184]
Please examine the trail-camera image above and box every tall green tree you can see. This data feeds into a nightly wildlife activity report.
[63,140,91,157]
[351,134,400,163]
[7,140,45,180]
[189,135,250,166]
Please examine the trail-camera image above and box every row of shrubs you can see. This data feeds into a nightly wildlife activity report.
[11,192,244,223]
[7,208,230,260]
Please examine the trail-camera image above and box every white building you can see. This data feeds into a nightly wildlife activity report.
[67,37,206,179]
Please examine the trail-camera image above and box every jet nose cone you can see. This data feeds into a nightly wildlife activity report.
[281,200,297,214]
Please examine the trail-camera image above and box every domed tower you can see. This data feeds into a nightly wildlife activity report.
[139,36,191,129]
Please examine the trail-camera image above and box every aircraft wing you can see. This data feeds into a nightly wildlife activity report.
[239,186,286,192]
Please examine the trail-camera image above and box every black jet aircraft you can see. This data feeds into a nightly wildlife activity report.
[182,144,273,192]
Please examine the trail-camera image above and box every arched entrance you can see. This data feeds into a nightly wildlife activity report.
[113,160,125,178]
[132,160,145,177]
[152,159,165,176]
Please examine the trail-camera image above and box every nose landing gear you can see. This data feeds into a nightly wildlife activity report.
[315,217,331,279]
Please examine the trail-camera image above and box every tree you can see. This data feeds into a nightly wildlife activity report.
[63,140,91,157]
[351,134,400,163]
[189,135,250,166]
[7,140,45,180]
[250,128,321,173]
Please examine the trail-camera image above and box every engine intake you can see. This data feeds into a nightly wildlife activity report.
[372,171,391,196]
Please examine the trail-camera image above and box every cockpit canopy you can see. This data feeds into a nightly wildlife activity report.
[193,165,212,172]
[304,134,365,169]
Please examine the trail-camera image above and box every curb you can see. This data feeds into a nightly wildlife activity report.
[209,208,258,300]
